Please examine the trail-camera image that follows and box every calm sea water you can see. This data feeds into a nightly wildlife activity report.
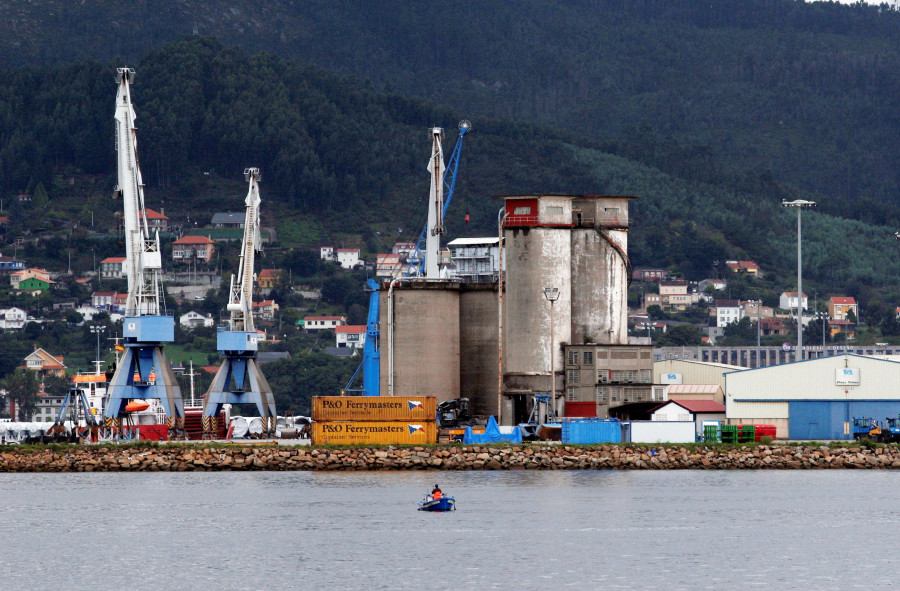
[0,470,898,590]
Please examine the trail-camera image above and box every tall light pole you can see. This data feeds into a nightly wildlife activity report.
[90,325,106,373]
[782,199,816,361]
[753,290,761,368]
[543,287,560,410]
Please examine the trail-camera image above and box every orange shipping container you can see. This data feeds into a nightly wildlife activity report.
[312,421,437,446]
[312,396,436,422]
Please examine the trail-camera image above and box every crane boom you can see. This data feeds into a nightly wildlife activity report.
[425,127,446,278]
[227,168,262,332]
[114,67,163,316]
[405,120,471,277]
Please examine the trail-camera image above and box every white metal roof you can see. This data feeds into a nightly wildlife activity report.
[447,237,500,246]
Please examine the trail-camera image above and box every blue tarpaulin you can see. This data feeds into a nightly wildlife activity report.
[463,416,522,444]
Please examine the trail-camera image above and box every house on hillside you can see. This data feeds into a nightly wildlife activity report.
[211,212,244,229]
[0,307,27,330]
[713,300,743,328]
[829,296,857,321]
[779,292,808,312]
[252,300,279,320]
[725,260,760,277]
[172,235,215,263]
[632,268,667,282]
[10,268,51,289]
[256,269,282,290]
[179,311,215,329]
[336,248,361,269]
[100,257,126,279]
[92,291,116,310]
[22,347,66,378]
[141,208,168,233]
[760,317,788,336]
[303,315,346,331]
[376,253,402,279]
[0,256,25,275]
[16,277,54,295]
[335,325,366,349]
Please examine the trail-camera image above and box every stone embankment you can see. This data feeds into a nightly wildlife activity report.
[2,443,900,471]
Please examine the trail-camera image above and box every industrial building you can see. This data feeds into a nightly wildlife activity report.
[499,194,641,424]
[653,359,742,391]
[655,344,900,369]
[725,354,900,440]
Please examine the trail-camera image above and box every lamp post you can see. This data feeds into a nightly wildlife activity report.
[753,290,761,368]
[543,287,560,410]
[782,199,816,361]
[90,325,106,372]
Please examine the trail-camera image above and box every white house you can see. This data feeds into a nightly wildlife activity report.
[320,246,335,261]
[447,237,504,283]
[179,311,214,329]
[335,325,366,349]
[779,291,808,312]
[651,399,726,437]
[91,291,117,310]
[75,306,102,322]
[714,299,743,328]
[336,248,361,269]
[0,307,27,330]
[99,257,126,279]
[303,315,346,331]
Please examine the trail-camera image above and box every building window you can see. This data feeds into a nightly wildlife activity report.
[611,370,637,383]
[678,413,691,422]
[596,387,608,403]
[566,369,580,384]
[566,387,578,401]
[597,370,609,384]
[610,387,622,403]
[567,350,580,365]
[583,351,594,365]
[513,206,531,215]
[546,206,563,215]
[640,370,652,384]
[653,387,666,401]
[604,207,619,217]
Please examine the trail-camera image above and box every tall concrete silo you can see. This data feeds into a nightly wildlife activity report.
[570,196,634,345]
[499,194,635,424]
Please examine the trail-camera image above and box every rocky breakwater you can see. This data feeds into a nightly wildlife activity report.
[3,443,900,472]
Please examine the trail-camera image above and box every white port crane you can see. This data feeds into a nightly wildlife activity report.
[424,127,446,278]
[202,168,276,437]
[104,67,184,437]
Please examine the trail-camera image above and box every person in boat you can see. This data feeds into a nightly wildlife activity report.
[430,484,442,500]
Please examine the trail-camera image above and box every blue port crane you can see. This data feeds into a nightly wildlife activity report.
[404,120,471,277]
[104,67,186,439]
[342,279,381,396]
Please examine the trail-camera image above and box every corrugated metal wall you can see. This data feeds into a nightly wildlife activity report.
[653,360,740,389]
[788,400,900,440]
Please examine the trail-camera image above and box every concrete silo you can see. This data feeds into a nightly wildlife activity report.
[499,194,635,423]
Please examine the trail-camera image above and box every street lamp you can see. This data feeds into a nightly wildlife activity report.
[543,287,560,409]
[753,290,761,368]
[782,199,816,360]
[90,325,106,372]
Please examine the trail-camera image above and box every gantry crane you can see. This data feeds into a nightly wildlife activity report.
[405,120,471,277]
[202,168,277,437]
[103,67,185,438]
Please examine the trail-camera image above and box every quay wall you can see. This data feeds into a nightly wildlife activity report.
[2,444,900,471]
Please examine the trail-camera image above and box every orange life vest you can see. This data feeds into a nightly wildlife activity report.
[432,490,442,500]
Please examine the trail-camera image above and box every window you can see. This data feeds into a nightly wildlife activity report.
[567,350,580,365]
[597,370,609,384]
[678,413,691,422]
[566,369,580,384]
[604,207,619,217]
[611,370,637,383]
[640,370,652,384]
[546,206,563,215]
[610,388,622,403]
[513,206,531,215]
[596,387,608,403]
[566,387,578,401]
[653,387,666,401]
[596,349,608,359]
[583,351,594,365]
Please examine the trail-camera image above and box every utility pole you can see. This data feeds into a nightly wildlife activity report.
[782,199,816,361]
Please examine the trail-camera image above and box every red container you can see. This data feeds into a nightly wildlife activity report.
[565,402,597,418]
[753,424,777,441]
[136,425,169,441]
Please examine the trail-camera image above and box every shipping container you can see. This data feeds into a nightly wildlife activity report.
[313,396,437,422]
[564,401,597,417]
[561,419,621,444]
[625,421,696,443]
[312,421,437,446]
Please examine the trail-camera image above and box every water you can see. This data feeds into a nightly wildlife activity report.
[0,470,898,590]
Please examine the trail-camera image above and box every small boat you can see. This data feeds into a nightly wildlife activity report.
[418,496,456,512]
[124,400,150,412]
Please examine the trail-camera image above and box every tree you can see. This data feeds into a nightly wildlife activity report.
[847,308,858,325]
[721,317,756,345]
[655,324,703,346]
[1,369,40,421]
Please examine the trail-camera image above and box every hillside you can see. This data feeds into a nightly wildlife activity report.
[0,37,898,310]
[3,0,900,215]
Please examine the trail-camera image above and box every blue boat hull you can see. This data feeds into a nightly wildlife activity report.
[418,497,455,511]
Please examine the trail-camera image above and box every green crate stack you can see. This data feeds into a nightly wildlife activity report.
[738,425,756,444]
[720,424,738,444]
[703,424,719,443]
